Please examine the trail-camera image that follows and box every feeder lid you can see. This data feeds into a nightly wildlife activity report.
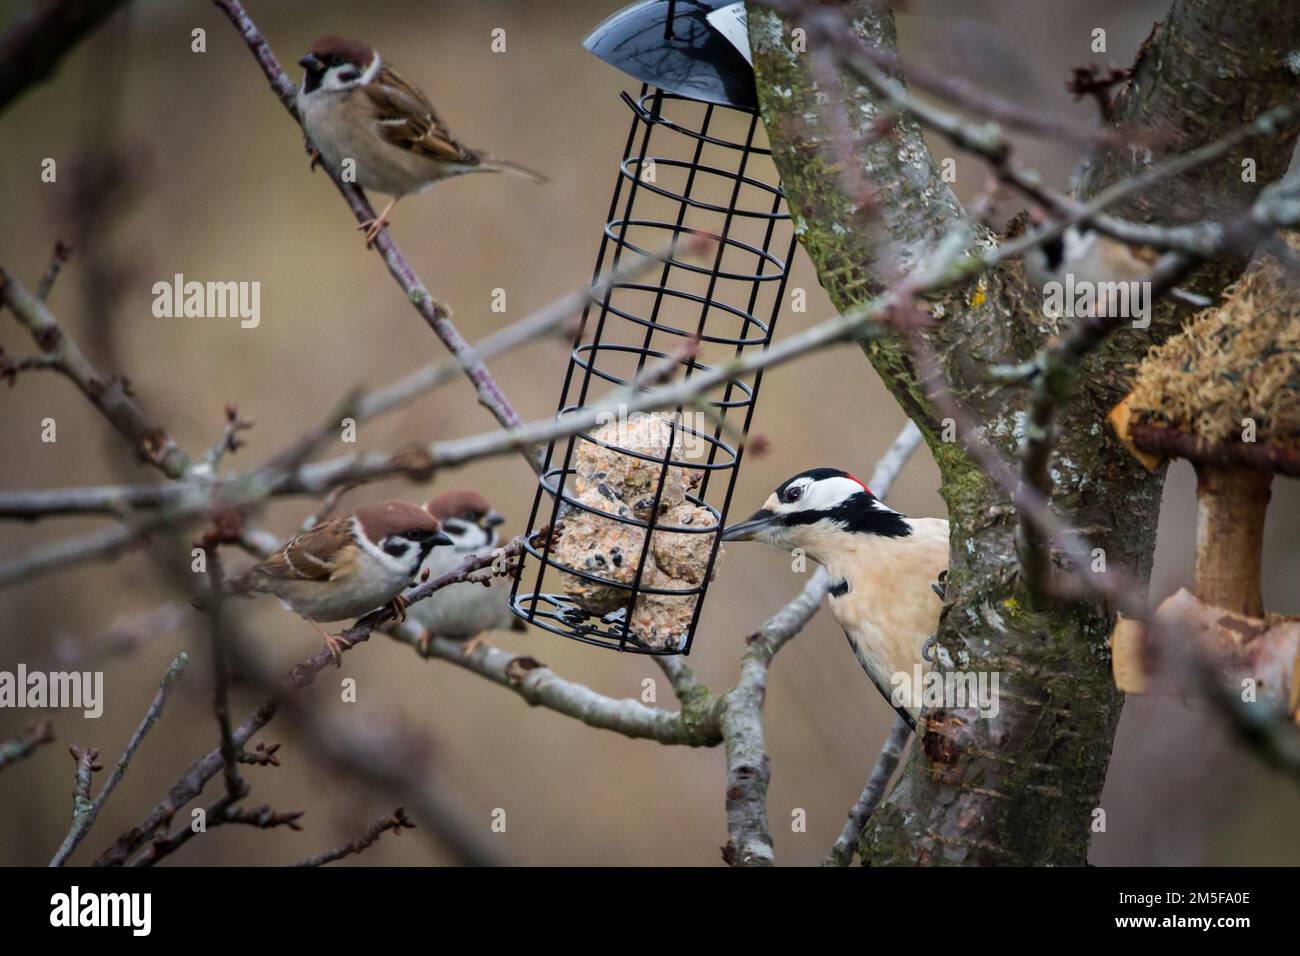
[583,0,758,109]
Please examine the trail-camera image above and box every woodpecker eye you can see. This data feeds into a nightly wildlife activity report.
[786,486,803,502]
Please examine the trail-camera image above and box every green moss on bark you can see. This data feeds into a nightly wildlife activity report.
[748,0,1298,865]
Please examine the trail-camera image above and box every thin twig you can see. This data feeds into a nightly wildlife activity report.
[776,0,1300,258]
[95,536,558,865]
[36,240,72,301]
[288,808,415,867]
[0,0,136,115]
[222,804,304,830]
[204,548,245,801]
[211,0,535,469]
[49,652,188,866]
[0,719,55,772]
[65,746,103,828]
[357,231,715,423]
[823,713,912,866]
[0,266,191,477]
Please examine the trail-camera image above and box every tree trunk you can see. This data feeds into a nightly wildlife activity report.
[748,0,1300,864]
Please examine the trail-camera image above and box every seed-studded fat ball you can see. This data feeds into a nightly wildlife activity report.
[554,413,719,648]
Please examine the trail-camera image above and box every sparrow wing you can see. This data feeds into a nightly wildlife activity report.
[247,517,354,585]
[365,66,479,166]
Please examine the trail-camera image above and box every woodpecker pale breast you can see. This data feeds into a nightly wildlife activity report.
[723,468,949,728]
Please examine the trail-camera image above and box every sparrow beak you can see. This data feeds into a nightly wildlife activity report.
[721,509,777,542]
[481,510,505,529]
[298,53,324,71]
[430,530,454,547]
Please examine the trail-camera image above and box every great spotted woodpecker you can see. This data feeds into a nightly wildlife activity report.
[723,468,949,728]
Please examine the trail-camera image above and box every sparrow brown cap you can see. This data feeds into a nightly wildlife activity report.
[354,500,442,540]
[425,490,493,522]
[305,34,375,68]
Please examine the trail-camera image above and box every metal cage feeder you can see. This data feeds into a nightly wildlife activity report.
[510,0,796,655]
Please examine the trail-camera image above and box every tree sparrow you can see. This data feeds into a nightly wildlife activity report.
[723,469,949,729]
[228,500,452,663]
[405,490,525,657]
[295,34,548,245]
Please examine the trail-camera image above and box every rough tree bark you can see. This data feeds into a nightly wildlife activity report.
[748,0,1300,864]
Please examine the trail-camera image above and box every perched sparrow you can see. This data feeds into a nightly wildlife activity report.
[723,469,949,729]
[406,490,525,657]
[228,500,452,663]
[295,34,548,244]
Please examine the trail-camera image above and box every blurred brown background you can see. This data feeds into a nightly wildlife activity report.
[1,0,1297,866]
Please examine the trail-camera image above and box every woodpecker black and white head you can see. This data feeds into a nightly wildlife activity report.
[724,468,949,730]
[721,468,909,557]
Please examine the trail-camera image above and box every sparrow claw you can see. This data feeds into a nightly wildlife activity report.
[358,198,399,248]
[388,594,409,624]
[358,217,389,248]
[416,628,434,657]
[308,147,322,172]
[323,632,349,667]
[460,633,487,658]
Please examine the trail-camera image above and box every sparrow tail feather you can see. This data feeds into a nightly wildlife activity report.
[479,155,549,185]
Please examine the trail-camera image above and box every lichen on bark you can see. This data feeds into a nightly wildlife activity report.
[748,0,1300,864]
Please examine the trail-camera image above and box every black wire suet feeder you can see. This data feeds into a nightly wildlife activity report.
[510,0,795,655]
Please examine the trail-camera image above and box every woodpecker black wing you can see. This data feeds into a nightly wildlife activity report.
[843,628,918,731]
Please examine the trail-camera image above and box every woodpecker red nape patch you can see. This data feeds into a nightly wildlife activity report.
[845,472,872,496]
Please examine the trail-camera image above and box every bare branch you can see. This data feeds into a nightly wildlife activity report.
[237,741,281,768]
[204,549,245,802]
[95,536,627,863]
[210,0,534,467]
[775,0,1300,257]
[0,0,135,115]
[0,719,55,772]
[357,231,714,423]
[49,652,188,866]
[65,746,102,828]
[0,266,191,477]
[36,239,72,301]
[221,805,304,831]
[205,405,254,471]
[288,808,415,867]
[410,628,719,746]
[823,714,911,867]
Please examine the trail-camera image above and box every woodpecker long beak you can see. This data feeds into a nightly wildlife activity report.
[481,510,505,529]
[722,509,777,542]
